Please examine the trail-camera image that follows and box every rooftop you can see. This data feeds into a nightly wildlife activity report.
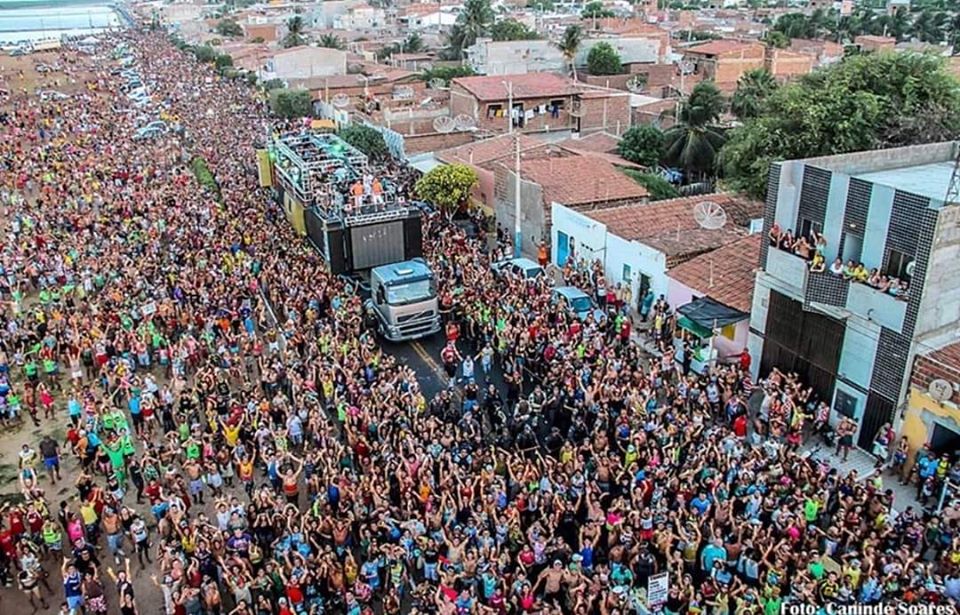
[556,131,620,154]
[683,39,761,56]
[520,155,649,206]
[436,133,546,167]
[452,73,581,101]
[668,234,761,313]
[925,341,960,371]
[584,193,763,262]
[796,141,959,205]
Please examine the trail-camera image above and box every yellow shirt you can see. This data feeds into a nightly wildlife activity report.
[80,503,98,525]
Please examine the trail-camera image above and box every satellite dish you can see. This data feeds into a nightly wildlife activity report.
[929,378,953,402]
[626,75,646,93]
[428,78,448,90]
[331,94,351,108]
[904,260,916,277]
[433,116,456,133]
[420,62,433,71]
[454,114,476,130]
[693,200,727,229]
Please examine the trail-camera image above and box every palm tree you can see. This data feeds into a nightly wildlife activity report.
[403,32,426,53]
[282,16,306,48]
[662,81,726,180]
[730,68,777,119]
[318,34,344,49]
[451,0,494,58]
[556,25,583,81]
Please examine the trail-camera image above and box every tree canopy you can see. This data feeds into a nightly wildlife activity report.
[415,164,479,218]
[339,124,389,161]
[555,25,584,80]
[586,42,623,75]
[730,68,777,120]
[617,125,664,167]
[721,52,960,199]
[622,170,680,201]
[318,34,344,49]
[491,19,540,41]
[582,1,615,18]
[268,89,313,119]
[446,0,495,59]
[422,65,476,85]
[215,19,243,38]
[663,81,726,179]
[282,16,307,48]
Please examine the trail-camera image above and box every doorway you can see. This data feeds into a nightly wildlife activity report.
[557,231,569,267]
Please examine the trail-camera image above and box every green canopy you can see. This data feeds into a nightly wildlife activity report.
[677,315,712,338]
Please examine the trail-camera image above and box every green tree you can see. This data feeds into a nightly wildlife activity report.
[251,36,265,43]
[403,32,426,53]
[269,89,313,118]
[263,78,286,91]
[622,169,680,200]
[555,25,583,80]
[763,30,790,48]
[339,124,390,160]
[216,19,243,37]
[283,16,307,48]
[529,0,554,9]
[193,44,218,63]
[586,42,623,75]
[215,53,234,71]
[415,164,479,219]
[722,52,960,199]
[318,34,344,49]
[663,81,726,179]
[617,125,664,167]
[422,65,476,84]
[447,0,494,59]
[582,1,615,18]
[491,19,540,41]
[730,68,777,120]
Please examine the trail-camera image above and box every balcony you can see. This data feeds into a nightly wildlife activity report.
[765,248,809,298]
[846,282,907,334]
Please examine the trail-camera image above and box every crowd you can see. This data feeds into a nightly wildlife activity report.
[0,25,957,615]
[767,223,910,301]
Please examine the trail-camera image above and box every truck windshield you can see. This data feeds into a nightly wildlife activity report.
[386,279,434,306]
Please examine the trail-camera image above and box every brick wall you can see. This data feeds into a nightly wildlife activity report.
[582,74,634,90]
[911,353,960,405]
[579,93,631,135]
[244,23,277,42]
[404,131,474,155]
[766,49,814,80]
[713,47,765,83]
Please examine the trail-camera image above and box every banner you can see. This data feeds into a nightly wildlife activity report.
[648,572,669,608]
[256,149,273,188]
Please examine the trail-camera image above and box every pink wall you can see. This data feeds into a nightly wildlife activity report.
[667,278,750,361]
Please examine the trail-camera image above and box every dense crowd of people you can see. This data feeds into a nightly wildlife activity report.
[0,25,958,615]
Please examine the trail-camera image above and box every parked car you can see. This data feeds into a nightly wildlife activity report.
[134,125,166,140]
[491,257,545,280]
[551,286,605,322]
[37,89,69,101]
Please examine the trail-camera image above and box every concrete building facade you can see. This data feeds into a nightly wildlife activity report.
[750,142,960,451]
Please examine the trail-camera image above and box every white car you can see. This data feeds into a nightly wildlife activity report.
[134,125,166,140]
[37,90,69,101]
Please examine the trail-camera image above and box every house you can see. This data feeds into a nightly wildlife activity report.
[267,46,348,80]
[667,234,761,371]
[681,39,766,88]
[498,152,650,255]
[333,5,386,30]
[789,38,843,67]
[449,74,632,136]
[751,141,960,452]
[550,193,763,310]
[387,53,434,72]
[435,133,547,209]
[465,39,566,76]
[903,343,960,482]
[555,132,641,169]
[854,35,896,53]
[242,23,278,43]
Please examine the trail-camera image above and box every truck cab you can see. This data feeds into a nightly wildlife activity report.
[366,259,441,342]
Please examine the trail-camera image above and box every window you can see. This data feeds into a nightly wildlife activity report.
[884,249,914,282]
[841,233,862,263]
[834,389,858,419]
[486,104,503,119]
[721,323,736,340]
[799,218,822,242]
[622,264,631,283]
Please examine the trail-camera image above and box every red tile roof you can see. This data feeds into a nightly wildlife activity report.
[925,342,960,373]
[436,133,546,167]
[668,234,761,313]
[684,39,762,56]
[585,193,762,238]
[557,131,620,154]
[452,73,581,102]
[520,155,648,206]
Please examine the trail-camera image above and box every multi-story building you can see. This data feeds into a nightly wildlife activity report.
[750,142,960,450]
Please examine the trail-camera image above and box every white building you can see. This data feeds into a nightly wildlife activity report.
[266,46,348,80]
[466,39,566,75]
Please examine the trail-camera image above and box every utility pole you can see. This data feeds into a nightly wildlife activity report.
[503,80,513,134]
[514,132,522,258]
